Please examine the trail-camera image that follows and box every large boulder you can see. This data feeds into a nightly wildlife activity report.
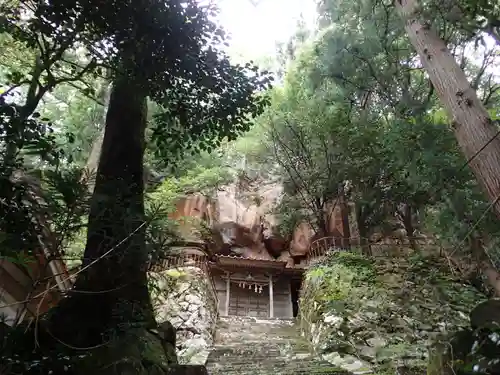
[263,226,288,257]
[299,252,486,374]
[215,186,262,242]
[212,179,284,257]
[166,178,285,261]
[212,222,258,249]
[169,193,215,242]
[170,193,214,222]
[289,222,315,257]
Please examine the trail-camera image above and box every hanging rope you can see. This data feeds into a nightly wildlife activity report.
[231,279,268,293]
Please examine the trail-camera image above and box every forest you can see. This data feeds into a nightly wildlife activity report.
[0,0,499,374]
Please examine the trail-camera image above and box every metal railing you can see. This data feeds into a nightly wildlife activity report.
[148,252,208,273]
[305,236,347,266]
[305,235,443,266]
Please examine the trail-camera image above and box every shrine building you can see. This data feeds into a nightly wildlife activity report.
[210,255,303,319]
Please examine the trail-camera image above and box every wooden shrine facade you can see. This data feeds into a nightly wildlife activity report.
[210,255,303,319]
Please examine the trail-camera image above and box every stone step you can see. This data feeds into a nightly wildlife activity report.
[207,317,347,375]
[216,317,295,330]
[210,360,319,367]
[207,360,349,375]
[211,357,314,364]
[213,344,304,352]
[211,341,312,352]
[211,352,306,359]
[210,348,312,358]
[210,351,312,359]
[214,320,308,345]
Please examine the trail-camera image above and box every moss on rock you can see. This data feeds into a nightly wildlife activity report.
[299,251,486,374]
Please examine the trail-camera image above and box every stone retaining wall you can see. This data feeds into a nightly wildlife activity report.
[150,266,218,365]
[299,252,486,374]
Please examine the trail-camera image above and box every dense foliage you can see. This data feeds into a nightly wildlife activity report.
[251,0,500,265]
[0,0,272,373]
[300,251,487,374]
[0,0,499,373]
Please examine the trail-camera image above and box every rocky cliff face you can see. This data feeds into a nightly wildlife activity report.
[170,173,352,265]
[299,251,487,374]
[289,222,315,257]
[168,193,216,242]
[170,174,293,261]
[214,176,285,258]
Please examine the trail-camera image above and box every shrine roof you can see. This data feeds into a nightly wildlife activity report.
[212,255,287,270]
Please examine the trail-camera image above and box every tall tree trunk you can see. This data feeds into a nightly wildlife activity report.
[85,129,105,192]
[446,196,500,296]
[339,187,351,249]
[47,76,154,347]
[469,233,500,297]
[316,200,328,237]
[356,204,372,256]
[395,0,500,218]
[84,81,112,193]
[400,204,418,250]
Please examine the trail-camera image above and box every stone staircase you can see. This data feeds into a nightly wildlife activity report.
[206,316,348,375]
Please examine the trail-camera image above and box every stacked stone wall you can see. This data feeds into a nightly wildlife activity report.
[150,266,218,365]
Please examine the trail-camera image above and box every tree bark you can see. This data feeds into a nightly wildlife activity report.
[47,76,154,347]
[395,0,500,219]
[446,195,500,297]
[356,204,372,256]
[84,81,112,193]
[469,234,500,297]
[316,198,328,237]
[339,187,351,248]
[400,204,418,250]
